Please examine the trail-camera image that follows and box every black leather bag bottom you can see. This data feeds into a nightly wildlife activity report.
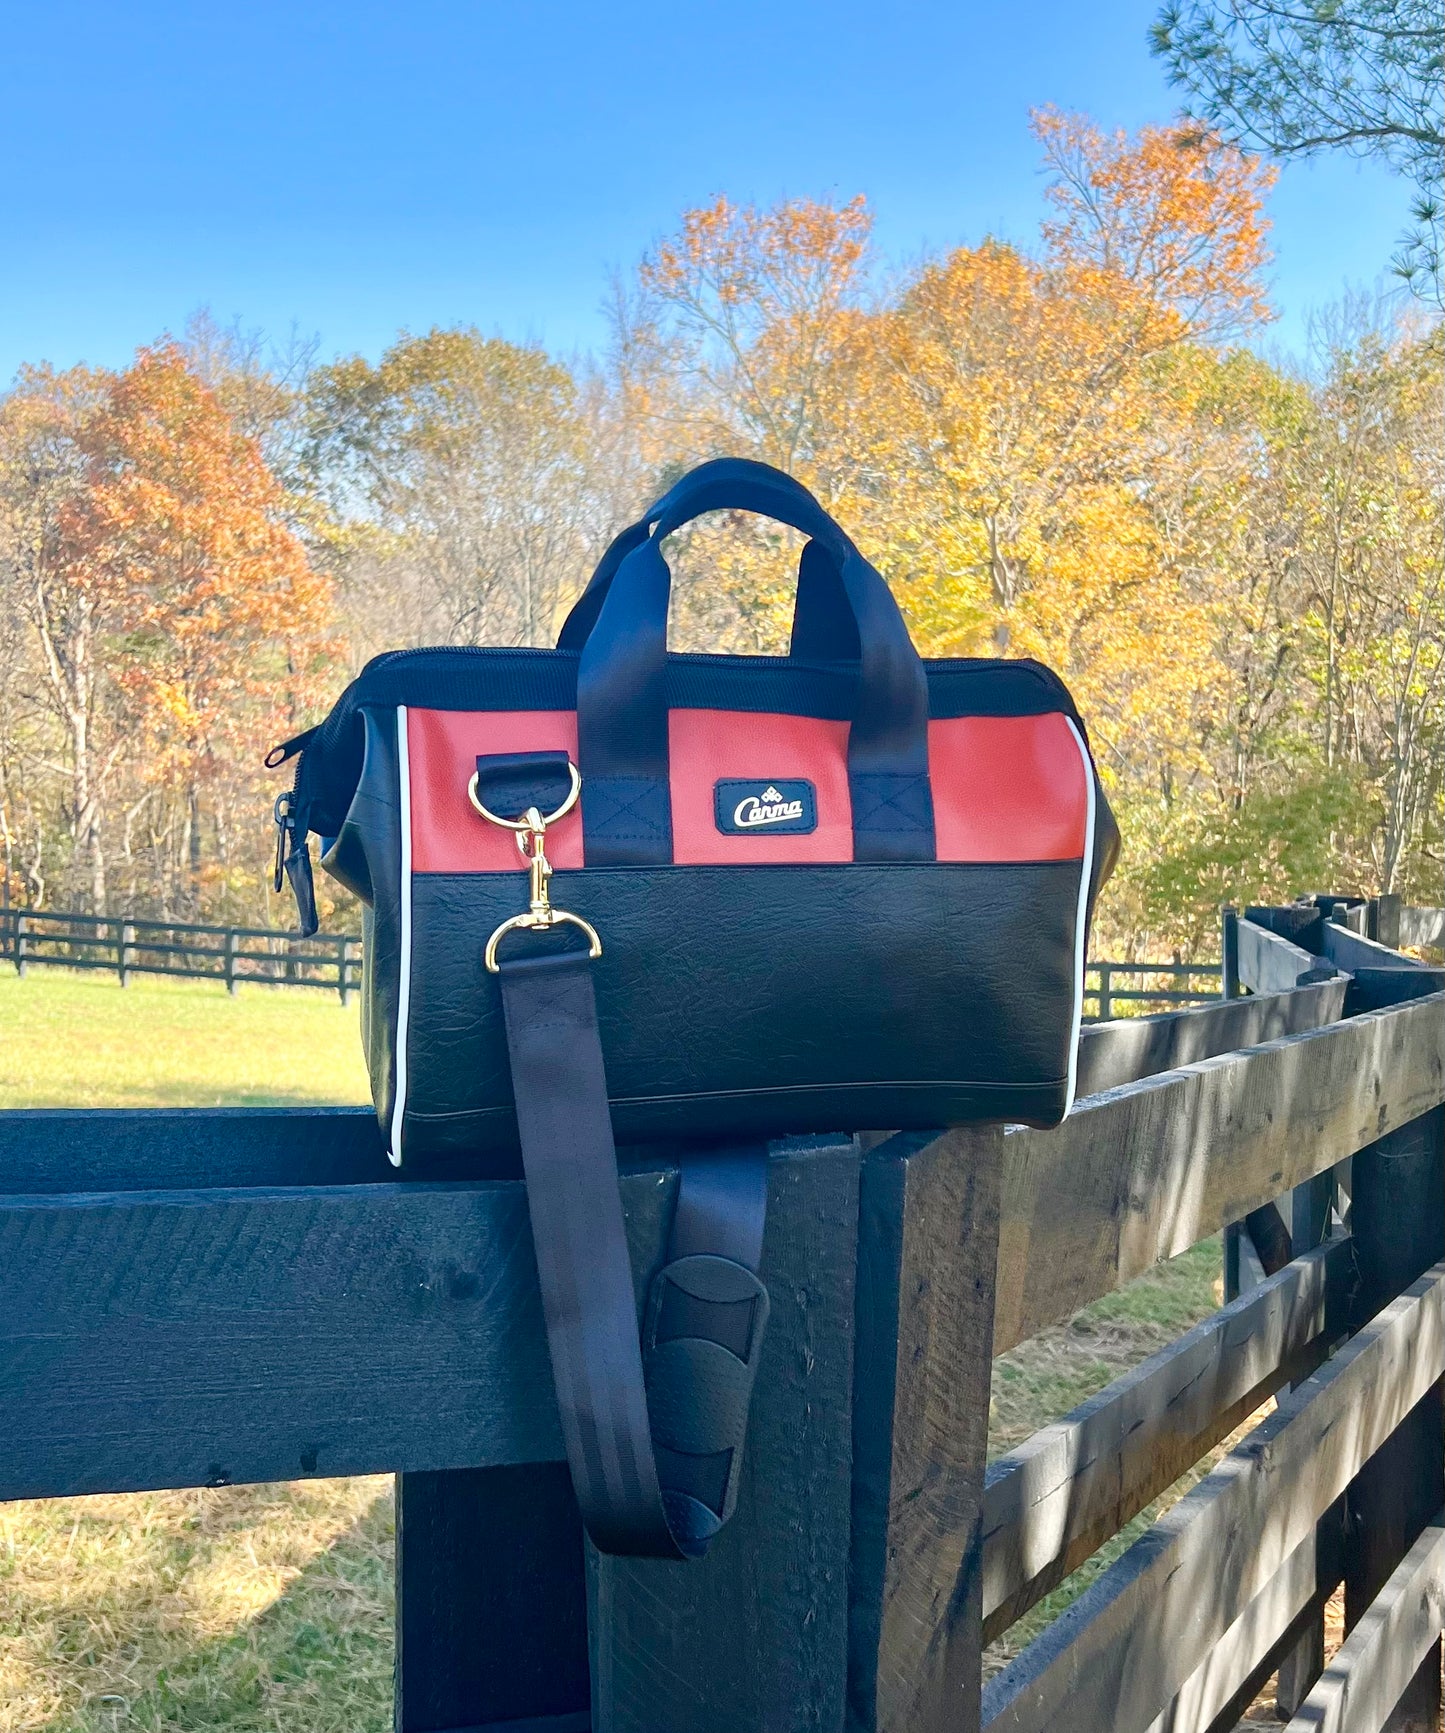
[382,859,1081,1170]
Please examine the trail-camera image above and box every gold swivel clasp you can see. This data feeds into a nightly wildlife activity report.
[469,762,602,973]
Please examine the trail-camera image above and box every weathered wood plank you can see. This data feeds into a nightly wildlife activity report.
[0,1173,674,1498]
[1320,920,1426,973]
[1400,907,1445,951]
[1245,905,1327,946]
[1285,1517,1445,1733]
[0,1104,390,1194]
[982,1236,1351,1640]
[395,1465,589,1732]
[1235,918,1332,995]
[849,1127,1004,1733]
[590,1139,859,1733]
[1145,1507,1345,1733]
[1350,967,1445,1011]
[990,991,1445,1354]
[982,1259,1445,1733]
[1073,979,1348,1098]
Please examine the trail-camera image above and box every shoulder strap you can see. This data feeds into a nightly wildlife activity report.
[496,946,770,1558]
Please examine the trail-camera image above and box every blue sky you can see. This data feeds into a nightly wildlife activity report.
[1,0,1408,384]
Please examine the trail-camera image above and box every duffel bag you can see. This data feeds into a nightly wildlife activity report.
[268,457,1118,1559]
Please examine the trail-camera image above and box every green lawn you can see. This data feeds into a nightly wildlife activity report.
[0,969,1227,1729]
[0,969,369,1109]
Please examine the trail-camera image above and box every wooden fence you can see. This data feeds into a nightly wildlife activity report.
[1083,957,1219,1019]
[2,894,1443,1731]
[0,906,361,1001]
[0,903,1224,1017]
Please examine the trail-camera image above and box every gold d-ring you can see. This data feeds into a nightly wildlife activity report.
[470,760,599,974]
[468,761,581,830]
[484,909,602,974]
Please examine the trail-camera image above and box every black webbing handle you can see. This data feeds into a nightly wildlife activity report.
[496,947,770,1560]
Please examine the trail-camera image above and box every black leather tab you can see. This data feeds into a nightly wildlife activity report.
[473,751,573,822]
[284,835,319,936]
[715,778,817,835]
[671,1143,769,1268]
[644,1253,770,1540]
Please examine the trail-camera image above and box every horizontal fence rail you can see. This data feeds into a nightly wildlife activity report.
[985,1256,1445,1733]
[981,1233,1352,1642]
[0,906,360,1001]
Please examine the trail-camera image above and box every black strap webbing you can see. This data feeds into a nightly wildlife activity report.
[496,948,769,1560]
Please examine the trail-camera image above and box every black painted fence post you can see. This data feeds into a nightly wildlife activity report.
[1221,905,1239,1001]
[1302,903,1444,1731]
[848,1125,1004,1733]
[395,1462,590,1733]
[1368,893,1403,949]
[1220,908,1243,1301]
[1345,1040,1445,1731]
[392,1142,592,1733]
[1272,1159,1336,1716]
[589,1137,861,1733]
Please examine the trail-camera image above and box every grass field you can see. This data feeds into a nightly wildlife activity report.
[0,971,369,1110]
[0,970,1230,1729]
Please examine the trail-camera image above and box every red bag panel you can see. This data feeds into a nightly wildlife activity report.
[929,714,1088,862]
[668,710,853,864]
[407,708,584,873]
[404,706,1088,872]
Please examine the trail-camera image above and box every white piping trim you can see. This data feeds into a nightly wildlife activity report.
[388,705,412,1167]
[1062,719,1098,1118]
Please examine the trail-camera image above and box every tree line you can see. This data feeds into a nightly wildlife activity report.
[0,110,1439,952]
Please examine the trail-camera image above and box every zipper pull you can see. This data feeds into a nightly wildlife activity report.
[273,793,294,893]
[273,792,319,935]
[265,727,317,770]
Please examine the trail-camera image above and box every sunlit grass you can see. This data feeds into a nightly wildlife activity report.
[0,969,369,1109]
[0,1481,392,1733]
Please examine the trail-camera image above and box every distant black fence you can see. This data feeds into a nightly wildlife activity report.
[1083,959,1220,1020]
[0,907,360,1003]
[0,904,1224,1017]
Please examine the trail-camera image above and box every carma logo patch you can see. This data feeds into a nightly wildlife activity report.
[714,779,817,835]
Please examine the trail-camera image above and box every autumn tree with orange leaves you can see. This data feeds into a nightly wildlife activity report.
[606,117,1438,937]
[0,345,333,913]
[618,116,1278,803]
